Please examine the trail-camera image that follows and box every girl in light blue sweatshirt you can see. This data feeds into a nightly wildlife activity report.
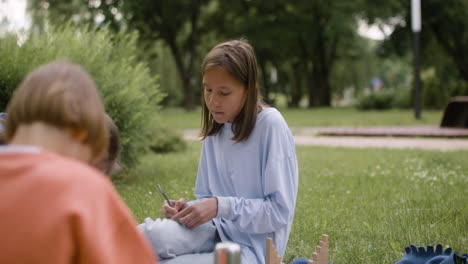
[139,39,298,264]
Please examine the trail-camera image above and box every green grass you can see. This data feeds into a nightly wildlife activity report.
[159,107,443,130]
[116,142,468,264]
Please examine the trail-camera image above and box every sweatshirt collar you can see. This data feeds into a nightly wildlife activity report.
[0,145,41,154]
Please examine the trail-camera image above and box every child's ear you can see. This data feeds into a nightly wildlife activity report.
[69,128,88,143]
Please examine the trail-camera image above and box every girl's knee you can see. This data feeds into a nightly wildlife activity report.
[139,218,184,258]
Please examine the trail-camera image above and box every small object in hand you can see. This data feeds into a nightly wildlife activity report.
[157,184,174,208]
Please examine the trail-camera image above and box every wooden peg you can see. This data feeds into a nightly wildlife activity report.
[308,234,329,264]
[266,237,284,264]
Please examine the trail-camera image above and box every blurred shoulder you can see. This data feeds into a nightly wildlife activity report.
[38,151,128,213]
[257,107,288,128]
[31,151,114,194]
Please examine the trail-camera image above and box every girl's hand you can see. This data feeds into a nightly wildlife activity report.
[162,198,187,218]
[172,198,218,229]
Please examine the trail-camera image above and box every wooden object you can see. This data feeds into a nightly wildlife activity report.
[266,237,284,264]
[308,234,329,264]
[265,234,329,264]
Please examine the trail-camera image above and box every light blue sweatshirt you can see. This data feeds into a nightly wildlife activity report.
[192,107,298,264]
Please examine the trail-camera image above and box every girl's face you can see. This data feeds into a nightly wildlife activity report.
[203,67,246,123]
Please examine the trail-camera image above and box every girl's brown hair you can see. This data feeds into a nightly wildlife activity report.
[5,61,108,160]
[200,39,262,142]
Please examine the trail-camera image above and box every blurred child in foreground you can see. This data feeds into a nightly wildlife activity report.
[0,61,156,264]
[92,113,121,176]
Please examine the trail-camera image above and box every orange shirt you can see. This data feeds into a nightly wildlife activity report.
[0,146,157,264]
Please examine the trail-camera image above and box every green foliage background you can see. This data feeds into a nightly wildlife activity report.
[22,0,468,110]
[0,25,164,167]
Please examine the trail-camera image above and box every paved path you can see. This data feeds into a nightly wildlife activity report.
[298,126,468,138]
[293,135,468,151]
[182,127,468,151]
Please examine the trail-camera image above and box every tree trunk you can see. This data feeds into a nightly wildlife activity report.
[431,25,468,82]
[165,8,199,110]
[307,59,332,107]
[181,72,196,110]
[184,6,200,110]
[288,62,303,107]
[258,56,272,105]
[308,34,332,107]
[167,39,195,110]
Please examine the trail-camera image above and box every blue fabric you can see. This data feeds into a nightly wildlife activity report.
[192,107,299,264]
[137,219,218,260]
[290,258,333,264]
[290,258,310,264]
[0,112,6,131]
[289,245,468,264]
[395,245,467,264]
[159,253,213,264]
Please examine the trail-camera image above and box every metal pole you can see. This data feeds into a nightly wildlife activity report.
[413,31,421,119]
[412,0,422,119]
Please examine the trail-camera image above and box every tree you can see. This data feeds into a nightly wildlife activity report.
[377,0,468,81]
[423,0,468,82]
[28,0,215,109]
[123,0,215,109]
[205,1,299,105]
[213,0,362,107]
[0,25,163,167]
[28,0,123,32]
[370,0,468,107]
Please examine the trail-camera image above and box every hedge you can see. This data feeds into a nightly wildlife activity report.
[0,24,165,168]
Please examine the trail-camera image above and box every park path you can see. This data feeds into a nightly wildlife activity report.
[182,127,468,151]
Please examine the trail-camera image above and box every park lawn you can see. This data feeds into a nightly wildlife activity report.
[157,107,443,130]
[116,141,468,264]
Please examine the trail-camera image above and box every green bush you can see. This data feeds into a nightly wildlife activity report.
[392,87,412,109]
[149,126,187,153]
[0,24,165,168]
[356,90,394,110]
[420,67,468,109]
[421,73,468,109]
[0,35,26,110]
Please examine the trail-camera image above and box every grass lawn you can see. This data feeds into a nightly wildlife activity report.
[157,107,443,130]
[116,141,468,263]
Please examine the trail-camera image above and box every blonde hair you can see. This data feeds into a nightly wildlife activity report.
[200,39,261,142]
[5,61,108,160]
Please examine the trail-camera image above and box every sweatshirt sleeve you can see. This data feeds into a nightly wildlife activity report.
[216,154,298,234]
[217,115,298,234]
[187,145,213,206]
